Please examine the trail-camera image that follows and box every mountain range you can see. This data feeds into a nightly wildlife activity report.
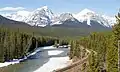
[1,6,116,28]
[0,6,116,37]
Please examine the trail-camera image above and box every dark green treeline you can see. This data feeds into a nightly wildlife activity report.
[0,28,69,62]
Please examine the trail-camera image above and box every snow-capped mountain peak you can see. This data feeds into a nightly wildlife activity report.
[73,9,95,26]
[73,9,96,21]
[59,13,74,21]
[36,6,48,11]
[73,8,115,27]
[33,6,54,18]
[78,8,95,15]
[24,6,55,27]
[51,12,76,25]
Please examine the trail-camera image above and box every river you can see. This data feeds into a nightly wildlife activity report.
[15,46,71,72]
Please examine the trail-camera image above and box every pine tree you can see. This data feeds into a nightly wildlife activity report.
[69,40,74,59]
[88,51,99,72]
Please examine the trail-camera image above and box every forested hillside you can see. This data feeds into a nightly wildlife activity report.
[69,13,120,72]
[0,27,70,62]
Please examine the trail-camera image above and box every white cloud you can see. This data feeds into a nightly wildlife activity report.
[0,7,25,11]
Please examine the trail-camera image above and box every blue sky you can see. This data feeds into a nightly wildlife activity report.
[0,0,119,16]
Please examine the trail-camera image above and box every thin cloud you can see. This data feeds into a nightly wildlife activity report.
[0,7,25,11]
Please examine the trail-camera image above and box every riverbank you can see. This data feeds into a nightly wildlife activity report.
[0,46,71,72]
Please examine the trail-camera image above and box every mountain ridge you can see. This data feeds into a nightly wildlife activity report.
[0,14,111,37]
[1,6,116,28]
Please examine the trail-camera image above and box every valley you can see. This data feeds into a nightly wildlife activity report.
[0,1,119,72]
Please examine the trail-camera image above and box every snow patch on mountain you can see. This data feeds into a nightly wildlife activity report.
[2,10,30,21]
[102,15,116,26]
[87,17,91,26]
